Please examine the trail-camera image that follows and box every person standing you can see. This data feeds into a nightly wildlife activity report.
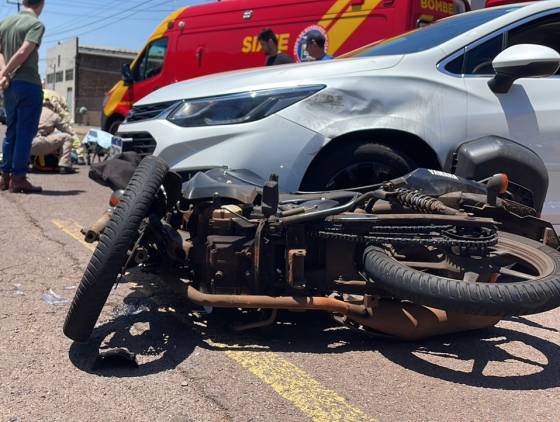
[305,30,333,61]
[257,28,294,66]
[0,0,45,193]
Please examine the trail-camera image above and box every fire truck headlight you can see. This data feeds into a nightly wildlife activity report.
[167,85,324,127]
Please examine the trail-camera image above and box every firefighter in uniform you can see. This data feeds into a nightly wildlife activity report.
[30,91,76,173]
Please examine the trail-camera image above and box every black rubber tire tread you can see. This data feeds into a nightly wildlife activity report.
[363,232,560,316]
[63,156,169,342]
[301,142,416,191]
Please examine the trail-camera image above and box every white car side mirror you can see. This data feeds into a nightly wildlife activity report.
[488,44,560,94]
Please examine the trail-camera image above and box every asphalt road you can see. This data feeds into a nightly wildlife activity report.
[1,132,560,421]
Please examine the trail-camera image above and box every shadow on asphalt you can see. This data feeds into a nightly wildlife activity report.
[68,276,560,390]
[376,326,560,390]
[506,315,559,333]
[38,189,85,196]
[68,300,201,378]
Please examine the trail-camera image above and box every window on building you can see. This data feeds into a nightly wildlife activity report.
[56,71,64,82]
[46,73,55,84]
[65,69,74,81]
[67,87,73,115]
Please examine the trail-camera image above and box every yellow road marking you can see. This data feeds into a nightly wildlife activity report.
[226,350,375,422]
[52,219,96,252]
[326,0,382,55]
[54,218,375,421]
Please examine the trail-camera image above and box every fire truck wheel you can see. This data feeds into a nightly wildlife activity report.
[301,142,416,191]
[63,156,169,343]
[107,116,124,135]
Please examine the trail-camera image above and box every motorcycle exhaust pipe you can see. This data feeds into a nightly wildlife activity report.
[186,286,368,317]
[346,301,501,341]
[82,209,113,243]
[186,286,500,340]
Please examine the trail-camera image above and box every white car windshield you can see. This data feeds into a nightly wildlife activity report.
[353,6,522,57]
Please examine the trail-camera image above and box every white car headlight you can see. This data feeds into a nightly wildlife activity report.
[167,85,324,127]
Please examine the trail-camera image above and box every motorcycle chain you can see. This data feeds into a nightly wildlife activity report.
[312,225,498,252]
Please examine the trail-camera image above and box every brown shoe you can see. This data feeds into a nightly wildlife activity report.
[9,175,42,194]
[0,172,10,191]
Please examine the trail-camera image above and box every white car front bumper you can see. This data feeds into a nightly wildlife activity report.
[118,114,326,192]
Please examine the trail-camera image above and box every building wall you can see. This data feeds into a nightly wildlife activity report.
[75,54,132,126]
[45,38,78,116]
[46,38,137,127]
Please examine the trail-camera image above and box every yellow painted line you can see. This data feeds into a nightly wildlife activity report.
[326,0,382,55]
[55,218,375,421]
[226,350,375,422]
[52,219,96,252]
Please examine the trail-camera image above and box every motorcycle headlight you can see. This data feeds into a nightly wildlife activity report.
[167,85,325,127]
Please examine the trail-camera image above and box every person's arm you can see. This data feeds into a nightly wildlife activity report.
[0,40,37,80]
[54,113,75,136]
[0,37,6,89]
[1,20,44,87]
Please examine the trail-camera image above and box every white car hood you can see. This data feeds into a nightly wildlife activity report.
[137,55,403,105]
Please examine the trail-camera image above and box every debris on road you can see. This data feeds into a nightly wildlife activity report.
[12,284,24,296]
[42,289,70,306]
[112,303,150,318]
[93,347,138,370]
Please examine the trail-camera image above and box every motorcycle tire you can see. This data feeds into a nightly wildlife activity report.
[63,156,169,342]
[363,231,560,316]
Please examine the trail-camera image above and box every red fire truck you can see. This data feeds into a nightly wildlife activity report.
[102,0,456,133]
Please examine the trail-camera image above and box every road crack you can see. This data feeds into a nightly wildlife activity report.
[0,193,84,269]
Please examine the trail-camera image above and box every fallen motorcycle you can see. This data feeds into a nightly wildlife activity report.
[64,137,560,343]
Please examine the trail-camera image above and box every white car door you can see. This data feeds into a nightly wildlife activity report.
[459,11,560,223]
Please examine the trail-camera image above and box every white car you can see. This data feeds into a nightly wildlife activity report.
[118,1,560,221]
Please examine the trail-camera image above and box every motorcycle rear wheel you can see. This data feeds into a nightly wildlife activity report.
[63,156,169,342]
[363,231,560,316]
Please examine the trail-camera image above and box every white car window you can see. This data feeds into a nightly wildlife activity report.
[464,35,504,75]
[507,14,560,74]
[353,6,518,57]
[445,12,560,76]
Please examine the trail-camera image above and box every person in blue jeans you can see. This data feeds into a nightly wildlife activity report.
[0,0,45,193]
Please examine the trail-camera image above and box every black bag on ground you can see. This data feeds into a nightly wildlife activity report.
[88,152,142,190]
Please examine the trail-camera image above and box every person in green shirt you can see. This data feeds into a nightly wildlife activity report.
[0,0,45,193]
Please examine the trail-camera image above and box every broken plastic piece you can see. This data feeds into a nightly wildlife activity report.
[112,303,150,318]
[93,347,138,370]
[12,284,24,296]
[42,289,69,305]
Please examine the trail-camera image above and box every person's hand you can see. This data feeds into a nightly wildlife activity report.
[0,75,9,90]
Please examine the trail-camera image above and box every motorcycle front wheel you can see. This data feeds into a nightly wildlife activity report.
[63,156,169,343]
[363,231,560,316]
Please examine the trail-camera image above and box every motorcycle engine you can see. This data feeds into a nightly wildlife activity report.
[191,206,257,295]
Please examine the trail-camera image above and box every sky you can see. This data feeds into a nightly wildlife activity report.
[0,0,211,77]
